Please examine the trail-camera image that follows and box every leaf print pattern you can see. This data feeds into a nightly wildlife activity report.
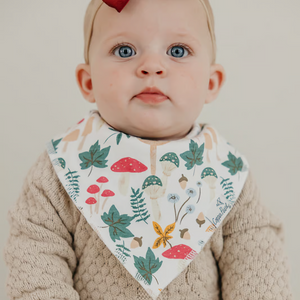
[180,140,204,176]
[133,247,163,285]
[100,205,136,242]
[79,140,111,176]
[104,127,131,145]
[64,169,80,202]
[222,151,243,176]
[46,138,62,155]
[52,138,62,153]
[220,177,235,204]
[130,187,150,224]
[152,222,175,249]
[115,240,131,264]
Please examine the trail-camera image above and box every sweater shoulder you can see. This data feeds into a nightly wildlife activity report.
[22,150,81,235]
[221,170,283,237]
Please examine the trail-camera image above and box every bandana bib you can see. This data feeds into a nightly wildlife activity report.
[46,110,249,300]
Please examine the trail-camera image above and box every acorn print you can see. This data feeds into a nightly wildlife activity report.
[196,212,206,227]
[179,174,188,189]
[130,237,143,249]
[179,228,191,240]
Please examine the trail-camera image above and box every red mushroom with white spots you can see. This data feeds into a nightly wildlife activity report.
[162,244,197,260]
[85,197,97,216]
[162,244,198,272]
[111,157,148,196]
[87,184,100,215]
[94,176,108,214]
[101,189,115,210]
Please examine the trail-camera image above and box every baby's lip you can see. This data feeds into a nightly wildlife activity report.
[136,86,167,97]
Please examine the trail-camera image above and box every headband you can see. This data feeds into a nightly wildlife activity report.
[84,0,216,64]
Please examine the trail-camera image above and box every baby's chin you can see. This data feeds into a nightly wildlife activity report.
[126,121,193,141]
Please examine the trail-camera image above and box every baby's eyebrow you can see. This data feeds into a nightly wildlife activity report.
[103,31,200,45]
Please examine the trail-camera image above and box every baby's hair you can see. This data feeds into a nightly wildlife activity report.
[83,0,216,65]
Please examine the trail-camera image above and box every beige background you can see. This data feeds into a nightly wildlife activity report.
[1,0,299,298]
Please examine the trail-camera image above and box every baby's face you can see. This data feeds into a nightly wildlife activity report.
[76,0,225,140]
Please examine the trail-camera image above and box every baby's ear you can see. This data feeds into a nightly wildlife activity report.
[205,64,226,104]
[75,64,95,103]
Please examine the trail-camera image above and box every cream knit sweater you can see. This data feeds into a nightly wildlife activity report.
[3,151,293,300]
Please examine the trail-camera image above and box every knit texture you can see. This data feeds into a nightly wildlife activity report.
[3,151,293,300]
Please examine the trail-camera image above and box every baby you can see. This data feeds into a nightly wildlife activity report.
[4,0,293,299]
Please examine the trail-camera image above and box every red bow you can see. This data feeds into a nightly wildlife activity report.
[103,0,130,13]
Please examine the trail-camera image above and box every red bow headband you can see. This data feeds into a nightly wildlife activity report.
[84,0,216,64]
[103,0,130,13]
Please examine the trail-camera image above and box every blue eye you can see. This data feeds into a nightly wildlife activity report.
[111,43,192,58]
[112,44,136,58]
[167,45,191,58]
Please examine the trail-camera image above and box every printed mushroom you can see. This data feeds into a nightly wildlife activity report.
[78,116,94,150]
[97,117,105,131]
[160,152,180,176]
[159,152,179,194]
[138,139,170,175]
[62,129,80,152]
[111,157,148,196]
[207,126,221,160]
[204,127,221,162]
[162,244,198,272]
[94,176,109,214]
[142,175,163,221]
[87,184,100,215]
[201,167,218,201]
[101,189,115,210]
[52,158,66,171]
[85,197,97,216]
[204,133,213,163]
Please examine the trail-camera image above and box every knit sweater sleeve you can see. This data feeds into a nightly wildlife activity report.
[3,151,81,300]
[216,171,293,300]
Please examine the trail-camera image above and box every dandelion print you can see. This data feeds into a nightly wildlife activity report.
[175,188,197,223]
[196,181,202,203]
[167,193,180,223]
[186,188,197,198]
[180,204,196,224]
[167,193,180,204]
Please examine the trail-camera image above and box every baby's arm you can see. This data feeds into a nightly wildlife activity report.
[3,151,80,300]
[217,171,293,299]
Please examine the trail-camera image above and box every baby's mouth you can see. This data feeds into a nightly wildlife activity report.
[135,93,169,104]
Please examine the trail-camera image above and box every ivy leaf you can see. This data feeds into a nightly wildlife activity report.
[133,247,163,285]
[222,152,243,175]
[180,141,204,170]
[53,138,62,150]
[101,205,135,242]
[116,133,122,145]
[78,141,110,176]
[108,127,131,144]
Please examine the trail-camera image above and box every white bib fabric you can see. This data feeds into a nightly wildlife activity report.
[46,110,249,300]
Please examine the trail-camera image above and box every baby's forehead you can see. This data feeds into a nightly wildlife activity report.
[98,28,202,47]
[93,0,209,44]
